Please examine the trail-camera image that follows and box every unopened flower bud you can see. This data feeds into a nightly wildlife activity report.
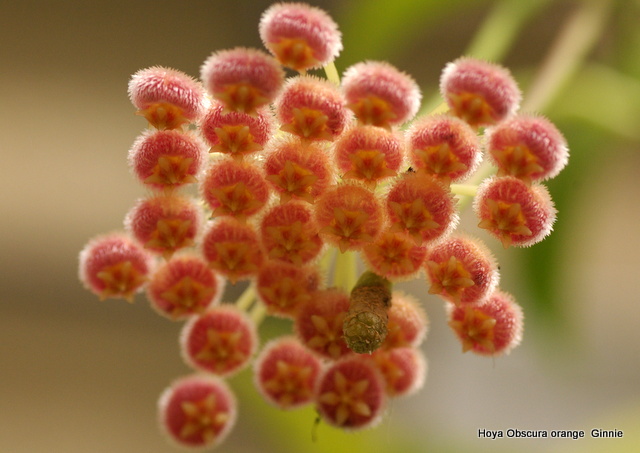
[343,271,392,354]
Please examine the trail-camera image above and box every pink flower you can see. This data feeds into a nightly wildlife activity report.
[259,2,342,70]
[440,57,521,127]
[342,61,421,128]
[128,66,206,129]
[78,233,154,302]
[200,47,284,114]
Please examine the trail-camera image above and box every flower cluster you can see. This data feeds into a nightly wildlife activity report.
[78,2,568,449]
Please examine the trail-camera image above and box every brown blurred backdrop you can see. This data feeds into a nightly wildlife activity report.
[1,1,639,452]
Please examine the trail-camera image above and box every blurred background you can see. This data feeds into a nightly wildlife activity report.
[1,0,639,452]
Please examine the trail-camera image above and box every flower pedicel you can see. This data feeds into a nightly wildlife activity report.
[78,2,569,449]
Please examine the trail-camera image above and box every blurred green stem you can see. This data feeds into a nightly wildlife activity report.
[465,0,552,61]
[523,0,612,112]
[421,0,549,114]
[456,0,612,210]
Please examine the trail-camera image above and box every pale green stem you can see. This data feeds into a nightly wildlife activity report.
[450,184,478,198]
[323,61,341,85]
[333,250,346,289]
[333,250,358,291]
[249,300,267,325]
[344,251,358,291]
[465,0,552,62]
[319,246,336,278]
[455,160,496,210]
[235,284,256,311]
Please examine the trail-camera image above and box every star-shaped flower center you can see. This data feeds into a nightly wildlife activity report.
[448,91,497,127]
[266,160,319,204]
[280,107,332,141]
[368,233,420,276]
[478,199,532,248]
[318,371,372,426]
[491,145,544,185]
[413,143,468,183]
[321,208,373,252]
[96,260,146,302]
[195,329,246,373]
[212,124,262,157]
[263,360,314,407]
[215,83,269,115]
[145,218,193,258]
[349,95,396,129]
[260,276,311,316]
[144,155,196,187]
[210,241,261,283]
[265,221,319,265]
[179,393,229,444]
[389,199,440,244]
[160,276,215,318]
[208,181,264,221]
[344,149,397,188]
[307,313,346,359]
[449,307,497,353]
[269,37,318,71]
[426,255,475,304]
[136,102,188,130]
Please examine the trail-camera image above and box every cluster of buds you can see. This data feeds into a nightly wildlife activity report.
[78,2,568,449]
